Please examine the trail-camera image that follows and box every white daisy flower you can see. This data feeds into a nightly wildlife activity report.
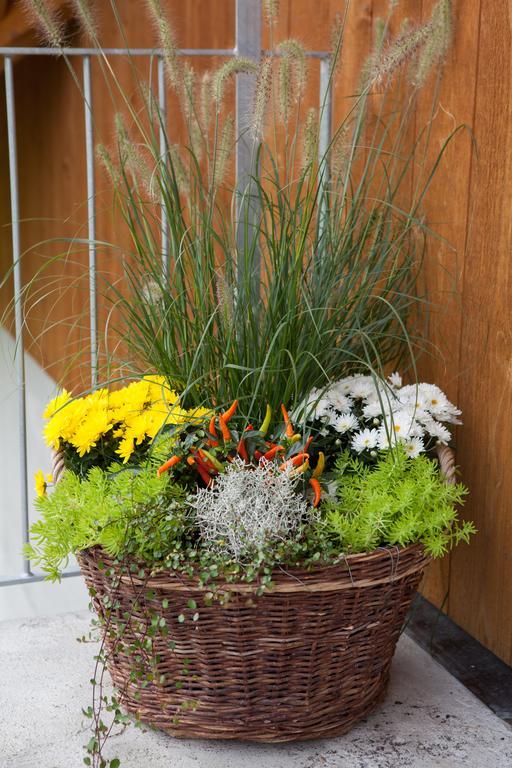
[336,377,355,395]
[397,385,430,414]
[348,375,378,401]
[422,418,452,445]
[386,408,417,439]
[314,397,332,420]
[326,388,353,413]
[322,407,341,428]
[351,428,380,453]
[378,408,422,448]
[418,383,452,416]
[388,371,402,388]
[440,410,462,425]
[403,436,425,458]
[333,412,359,434]
[362,400,383,419]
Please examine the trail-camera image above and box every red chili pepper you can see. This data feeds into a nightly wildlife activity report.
[304,436,314,452]
[222,399,238,423]
[197,450,220,474]
[237,437,249,462]
[281,404,295,438]
[157,455,182,477]
[309,477,321,507]
[254,449,264,461]
[195,461,213,486]
[218,414,231,442]
[244,424,254,431]
[263,445,285,461]
[280,452,309,471]
[208,416,219,446]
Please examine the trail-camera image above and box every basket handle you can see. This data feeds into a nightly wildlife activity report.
[436,444,457,485]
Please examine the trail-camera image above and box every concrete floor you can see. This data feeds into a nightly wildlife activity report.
[1,611,511,768]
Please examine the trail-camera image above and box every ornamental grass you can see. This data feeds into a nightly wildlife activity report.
[17,0,458,422]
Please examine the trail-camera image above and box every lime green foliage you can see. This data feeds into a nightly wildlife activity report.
[26,466,191,580]
[324,448,474,557]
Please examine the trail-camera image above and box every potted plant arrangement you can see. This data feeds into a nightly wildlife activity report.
[29,372,472,758]
[21,0,472,765]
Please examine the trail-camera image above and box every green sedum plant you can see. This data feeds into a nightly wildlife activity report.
[26,465,191,580]
[324,447,473,557]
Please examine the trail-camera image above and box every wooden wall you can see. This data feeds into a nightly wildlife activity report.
[1,1,511,664]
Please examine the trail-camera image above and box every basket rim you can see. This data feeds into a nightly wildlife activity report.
[78,540,431,594]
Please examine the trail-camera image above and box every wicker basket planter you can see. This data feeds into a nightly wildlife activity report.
[78,541,431,742]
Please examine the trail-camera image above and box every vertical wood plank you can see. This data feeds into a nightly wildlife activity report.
[413,0,481,610]
[447,0,512,665]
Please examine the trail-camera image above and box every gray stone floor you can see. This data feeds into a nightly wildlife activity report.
[1,611,511,768]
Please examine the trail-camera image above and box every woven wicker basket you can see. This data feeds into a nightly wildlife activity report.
[76,446,455,742]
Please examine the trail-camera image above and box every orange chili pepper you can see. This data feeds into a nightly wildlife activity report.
[237,437,249,462]
[222,399,238,423]
[290,459,309,476]
[304,436,314,452]
[195,461,213,486]
[263,445,285,461]
[187,456,196,466]
[157,455,182,477]
[197,449,221,474]
[218,414,231,442]
[281,404,295,438]
[208,416,219,446]
[309,477,321,507]
[280,452,309,471]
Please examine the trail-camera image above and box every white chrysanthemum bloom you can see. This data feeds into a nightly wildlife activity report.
[418,383,454,416]
[351,428,380,453]
[362,400,383,419]
[388,371,403,388]
[421,418,452,445]
[314,397,332,419]
[335,377,355,395]
[403,436,425,458]
[333,411,359,434]
[348,375,378,401]
[191,458,311,563]
[325,385,354,413]
[397,385,430,414]
[377,408,423,449]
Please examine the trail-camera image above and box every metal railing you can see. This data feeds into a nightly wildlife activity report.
[0,0,332,587]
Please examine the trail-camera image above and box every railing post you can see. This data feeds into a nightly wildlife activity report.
[318,56,332,242]
[5,56,31,578]
[158,55,170,282]
[234,0,261,295]
[83,55,98,389]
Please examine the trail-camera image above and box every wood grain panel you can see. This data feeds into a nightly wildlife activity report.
[414,0,481,610]
[447,0,512,664]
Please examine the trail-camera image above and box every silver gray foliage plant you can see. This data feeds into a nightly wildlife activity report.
[191,458,313,563]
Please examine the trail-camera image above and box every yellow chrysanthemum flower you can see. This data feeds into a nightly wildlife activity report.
[44,398,88,448]
[43,389,71,419]
[70,409,113,457]
[34,469,47,497]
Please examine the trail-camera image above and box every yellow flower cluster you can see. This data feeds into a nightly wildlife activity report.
[43,376,211,463]
[34,470,53,497]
